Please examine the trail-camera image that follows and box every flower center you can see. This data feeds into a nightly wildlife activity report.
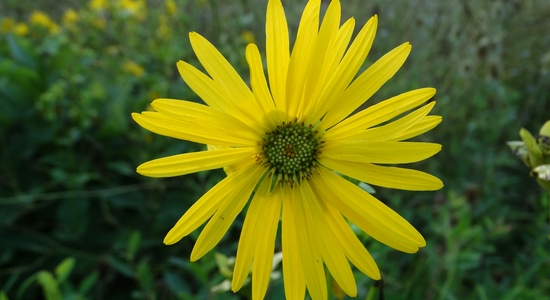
[262,121,321,179]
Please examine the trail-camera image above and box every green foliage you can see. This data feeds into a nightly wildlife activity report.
[1,0,549,299]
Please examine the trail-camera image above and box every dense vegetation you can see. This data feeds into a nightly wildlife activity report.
[1,0,549,299]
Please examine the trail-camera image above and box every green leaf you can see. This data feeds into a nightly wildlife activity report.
[0,291,9,300]
[36,271,62,300]
[77,271,99,295]
[54,257,76,284]
[540,120,550,137]
[136,259,154,293]
[126,230,142,261]
[106,256,133,278]
[214,252,233,278]
[520,128,544,167]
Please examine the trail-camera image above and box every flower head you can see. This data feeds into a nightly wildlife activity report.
[29,11,60,34]
[132,0,443,299]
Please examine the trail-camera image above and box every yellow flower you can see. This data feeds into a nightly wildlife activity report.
[1,18,15,33]
[62,9,79,27]
[166,0,177,16]
[132,0,443,299]
[14,23,29,36]
[89,0,107,11]
[118,0,146,21]
[29,11,60,34]
[122,60,145,77]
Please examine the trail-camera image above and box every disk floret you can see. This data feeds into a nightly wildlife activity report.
[262,121,321,179]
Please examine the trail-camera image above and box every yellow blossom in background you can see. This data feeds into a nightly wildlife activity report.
[13,23,29,36]
[62,9,79,27]
[118,0,147,21]
[123,60,145,77]
[156,15,173,41]
[133,0,443,299]
[89,0,107,11]
[241,30,256,44]
[29,11,60,34]
[1,18,15,34]
[91,17,106,29]
[166,0,177,17]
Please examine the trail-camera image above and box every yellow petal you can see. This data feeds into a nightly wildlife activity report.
[313,167,426,251]
[266,0,290,111]
[390,115,442,141]
[286,0,320,117]
[132,112,256,147]
[252,183,282,300]
[322,42,412,128]
[232,177,272,292]
[312,15,378,124]
[245,43,277,127]
[189,32,258,111]
[348,101,436,141]
[302,181,357,297]
[307,17,355,122]
[175,61,264,133]
[293,185,327,300]
[321,140,441,164]
[163,159,257,245]
[281,183,306,300]
[151,99,260,141]
[314,188,380,280]
[190,165,266,261]
[137,147,256,178]
[320,157,443,191]
[325,88,436,138]
[301,0,342,118]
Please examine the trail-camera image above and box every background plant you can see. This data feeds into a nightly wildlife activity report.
[1,0,549,299]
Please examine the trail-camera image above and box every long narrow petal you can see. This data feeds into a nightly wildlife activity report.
[245,43,278,127]
[389,115,442,141]
[322,42,412,128]
[189,32,258,111]
[311,176,418,253]
[301,0,341,117]
[232,177,272,292]
[266,0,290,111]
[302,181,357,297]
[321,140,441,164]
[132,112,256,147]
[151,99,259,140]
[325,88,436,138]
[176,61,264,133]
[282,184,306,300]
[320,157,443,191]
[294,186,327,300]
[137,147,256,178]
[313,186,380,280]
[252,183,282,300]
[307,17,355,122]
[190,165,266,261]
[349,101,436,141]
[312,15,378,123]
[163,159,257,245]
[313,167,426,252]
[286,0,320,117]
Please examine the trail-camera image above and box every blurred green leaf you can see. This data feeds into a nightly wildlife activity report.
[36,271,61,300]
[77,271,99,295]
[136,259,154,294]
[54,257,75,284]
[126,230,142,261]
[106,256,133,278]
